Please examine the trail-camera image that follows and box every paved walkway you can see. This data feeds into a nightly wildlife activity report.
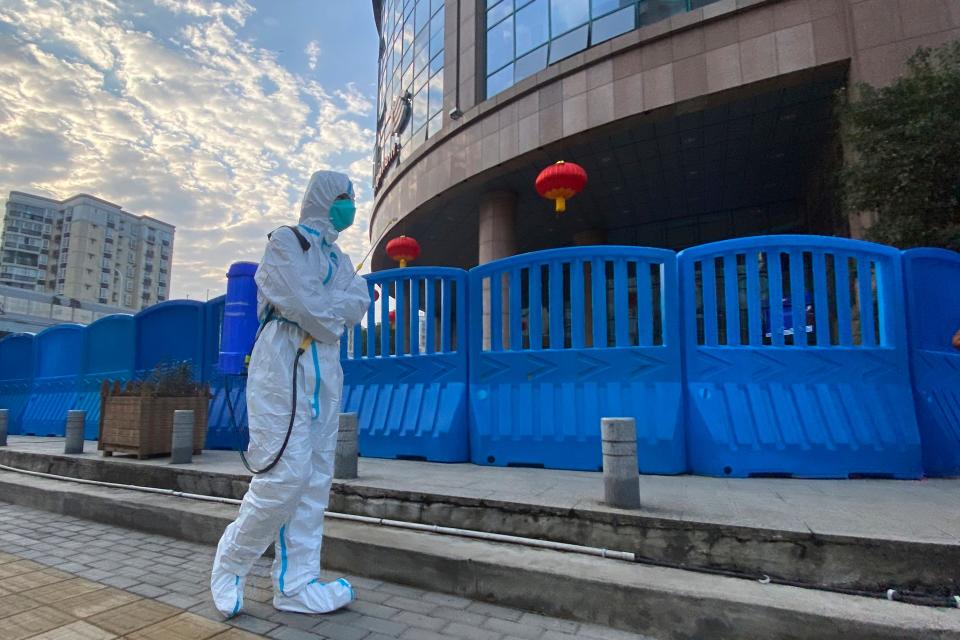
[7,436,960,544]
[0,502,648,640]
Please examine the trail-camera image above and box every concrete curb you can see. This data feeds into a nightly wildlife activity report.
[1,470,958,640]
[1,448,957,596]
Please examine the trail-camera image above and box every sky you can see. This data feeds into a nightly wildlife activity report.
[0,0,380,301]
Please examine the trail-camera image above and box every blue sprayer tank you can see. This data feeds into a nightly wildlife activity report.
[219,261,259,375]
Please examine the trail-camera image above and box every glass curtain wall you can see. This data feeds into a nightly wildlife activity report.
[485,0,721,98]
[375,0,445,178]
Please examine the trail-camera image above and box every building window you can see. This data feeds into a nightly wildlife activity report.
[484,0,721,98]
[124,294,132,306]
[374,0,445,178]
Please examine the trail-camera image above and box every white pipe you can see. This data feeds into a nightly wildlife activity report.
[0,462,635,562]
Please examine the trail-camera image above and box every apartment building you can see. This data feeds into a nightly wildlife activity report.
[1,191,175,311]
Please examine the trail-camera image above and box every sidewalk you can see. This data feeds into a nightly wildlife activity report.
[0,502,648,640]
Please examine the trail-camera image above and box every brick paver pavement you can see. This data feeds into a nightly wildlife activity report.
[0,503,649,640]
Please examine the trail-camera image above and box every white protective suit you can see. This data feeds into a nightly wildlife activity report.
[211,171,371,618]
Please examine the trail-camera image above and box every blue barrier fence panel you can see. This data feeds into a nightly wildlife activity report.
[468,247,685,473]
[22,324,85,437]
[341,267,470,462]
[679,235,922,478]
[205,295,247,450]
[134,300,206,379]
[0,333,35,435]
[78,314,135,439]
[903,248,960,477]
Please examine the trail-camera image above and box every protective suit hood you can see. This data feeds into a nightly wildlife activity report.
[299,170,354,243]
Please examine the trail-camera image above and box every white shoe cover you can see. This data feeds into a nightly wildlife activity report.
[273,577,355,614]
[211,567,245,618]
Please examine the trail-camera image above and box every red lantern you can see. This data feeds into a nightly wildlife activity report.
[388,310,396,325]
[535,161,587,213]
[386,235,420,268]
[373,287,380,302]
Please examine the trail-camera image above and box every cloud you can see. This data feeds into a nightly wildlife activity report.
[0,0,375,302]
[305,40,320,71]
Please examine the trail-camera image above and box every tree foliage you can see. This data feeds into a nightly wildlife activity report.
[839,42,960,250]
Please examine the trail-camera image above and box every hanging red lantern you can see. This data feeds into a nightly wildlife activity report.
[535,160,588,213]
[386,235,420,267]
[388,310,396,325]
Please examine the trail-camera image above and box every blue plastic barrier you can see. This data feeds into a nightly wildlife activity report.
[468,247,685,473]
[341,267,470,462]
[21,324,85,436]
[0,333,35,435]
[679,236,922,478]
[77,314,135,439]
[134,300,206,379]
[903,248,960,477]
[205,295,248,450]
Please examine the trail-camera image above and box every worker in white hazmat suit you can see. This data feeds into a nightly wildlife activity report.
[211,170,371,618]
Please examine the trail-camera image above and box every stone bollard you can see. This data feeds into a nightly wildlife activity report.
[601,417,641,509]
[170,410,194,464]
[64,410,86,454]
[335,412,359,479]
[0,409,8,446]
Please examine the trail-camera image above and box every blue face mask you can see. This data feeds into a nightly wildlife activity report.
[329,199,356,231]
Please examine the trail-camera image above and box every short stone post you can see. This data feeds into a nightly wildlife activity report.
[64,410,86,454]
[335,412,359,479]
[601,417,640,509]
[170,410,194,464]
[0,409,8,446]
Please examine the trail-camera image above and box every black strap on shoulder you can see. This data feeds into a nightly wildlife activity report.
[268,225,311,252]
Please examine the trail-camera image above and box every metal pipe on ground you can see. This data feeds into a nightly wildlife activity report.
[601,417,640,509]
[170,410,194,464]
[64,410,85,454]
[335,412,358,480]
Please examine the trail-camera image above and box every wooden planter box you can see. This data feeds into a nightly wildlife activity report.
[98,381,209,459]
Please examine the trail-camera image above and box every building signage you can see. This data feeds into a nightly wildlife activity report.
[374,92,412,194]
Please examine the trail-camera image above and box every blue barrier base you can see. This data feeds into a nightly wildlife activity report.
[206,375,248,451]
[912,350,960,477]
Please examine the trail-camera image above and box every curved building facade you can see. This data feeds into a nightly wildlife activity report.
[369,0,960,271]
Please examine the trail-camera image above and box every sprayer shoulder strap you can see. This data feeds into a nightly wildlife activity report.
[267,225,311,252]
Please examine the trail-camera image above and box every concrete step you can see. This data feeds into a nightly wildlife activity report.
[0,469,958,640]
[1,446,957,597]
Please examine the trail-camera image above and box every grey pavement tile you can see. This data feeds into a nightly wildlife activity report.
[348,600,401,620]
[375,583,426,599]
[270,610,326,631]
[352,613,409,636]
[466,602,525,622]
[75,568,113,581]
[393,611,447,632]
[126,582,169,598]
[345,576,384,590]
[423,593,473,609]
[482,617,544,640]
[430,607,486,627]
[398,629,459,640]
[576,623,655,640]
[383,595,437,615]
[540,632,582,640]
[165,579,210,595]
[311,620,370,640]
[230,613,280,635]
[49,561,88,573]
[357,589,393,604]
[268,626,330,640]
[189,602,225,622]
[100,575,140,590]
[440,622,503,640]
[156,591,207,609]
[518,612,579,634]
[137,572,179,587]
